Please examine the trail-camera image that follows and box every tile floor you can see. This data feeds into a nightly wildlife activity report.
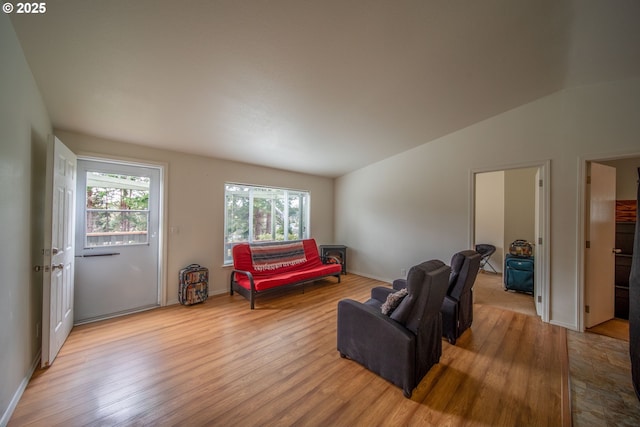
[568,330,640,426]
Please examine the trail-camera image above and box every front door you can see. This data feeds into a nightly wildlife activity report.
[74,159,162,323]
[585,162,616,328]
[42,136,76,367]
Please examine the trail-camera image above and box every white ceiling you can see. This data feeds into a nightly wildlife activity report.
[10,1,640,177]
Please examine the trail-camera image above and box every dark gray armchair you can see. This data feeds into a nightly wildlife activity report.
[441,250,481,344]
[337,260,451,398]
[393,250,481,345]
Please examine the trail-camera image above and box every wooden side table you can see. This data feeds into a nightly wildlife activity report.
[319,245,347,275]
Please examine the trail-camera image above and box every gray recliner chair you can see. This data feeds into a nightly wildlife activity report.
[393,250,481,345]
[441,250,481,344]
[336,260,451,398]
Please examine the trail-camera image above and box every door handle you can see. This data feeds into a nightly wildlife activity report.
[79,252,121,258]
[34,263,65,272]
[52,247,60,255]
[613,248,622,254]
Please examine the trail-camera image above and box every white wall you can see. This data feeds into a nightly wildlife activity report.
[0,14,52,425]
[475,168,537,272]
[504,167,537,255]
[56,130,335,304]
[475,171,504,272]
[335,77,640,330]
[601,157,640,201]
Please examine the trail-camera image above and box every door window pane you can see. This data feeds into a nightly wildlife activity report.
[85,172,150,247]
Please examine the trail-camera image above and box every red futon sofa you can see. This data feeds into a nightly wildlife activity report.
[230,238,342,309]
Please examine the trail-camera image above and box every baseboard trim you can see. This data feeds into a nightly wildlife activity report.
[0,351,40,427]
[346,270,393,284]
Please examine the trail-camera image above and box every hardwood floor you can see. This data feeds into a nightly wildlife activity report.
[10,274,568,426]
[587,318,630,342]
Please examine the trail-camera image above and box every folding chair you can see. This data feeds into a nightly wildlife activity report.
[475,244,498,273]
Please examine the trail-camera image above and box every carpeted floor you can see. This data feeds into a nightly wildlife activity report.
[473,271,537,316]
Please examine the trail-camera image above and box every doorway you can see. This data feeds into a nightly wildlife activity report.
[471,161,550,321]
[74,158,164,324]
[580,155,640,332]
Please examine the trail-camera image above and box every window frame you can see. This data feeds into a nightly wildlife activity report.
[224,183,311,265]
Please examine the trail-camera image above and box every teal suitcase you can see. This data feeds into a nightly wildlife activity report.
[504,255,534,294]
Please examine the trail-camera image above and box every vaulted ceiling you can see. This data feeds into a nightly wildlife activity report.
[10,1,640,177]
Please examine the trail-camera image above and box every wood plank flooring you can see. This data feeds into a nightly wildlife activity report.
[9,274,568,427]
[587,318,630,342]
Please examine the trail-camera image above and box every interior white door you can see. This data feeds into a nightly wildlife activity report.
[74,159,161,323]
[42,136,76,367]
[585,162,616,328]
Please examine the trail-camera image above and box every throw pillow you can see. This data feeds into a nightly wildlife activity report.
[381,288,408,316]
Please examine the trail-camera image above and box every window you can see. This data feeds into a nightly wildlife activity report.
[84,171,150,247]
[224,183,310,264]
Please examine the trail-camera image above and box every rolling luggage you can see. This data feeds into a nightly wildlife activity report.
[504,255,534,294]
[508,239,533,257]
[179,264,209,305]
